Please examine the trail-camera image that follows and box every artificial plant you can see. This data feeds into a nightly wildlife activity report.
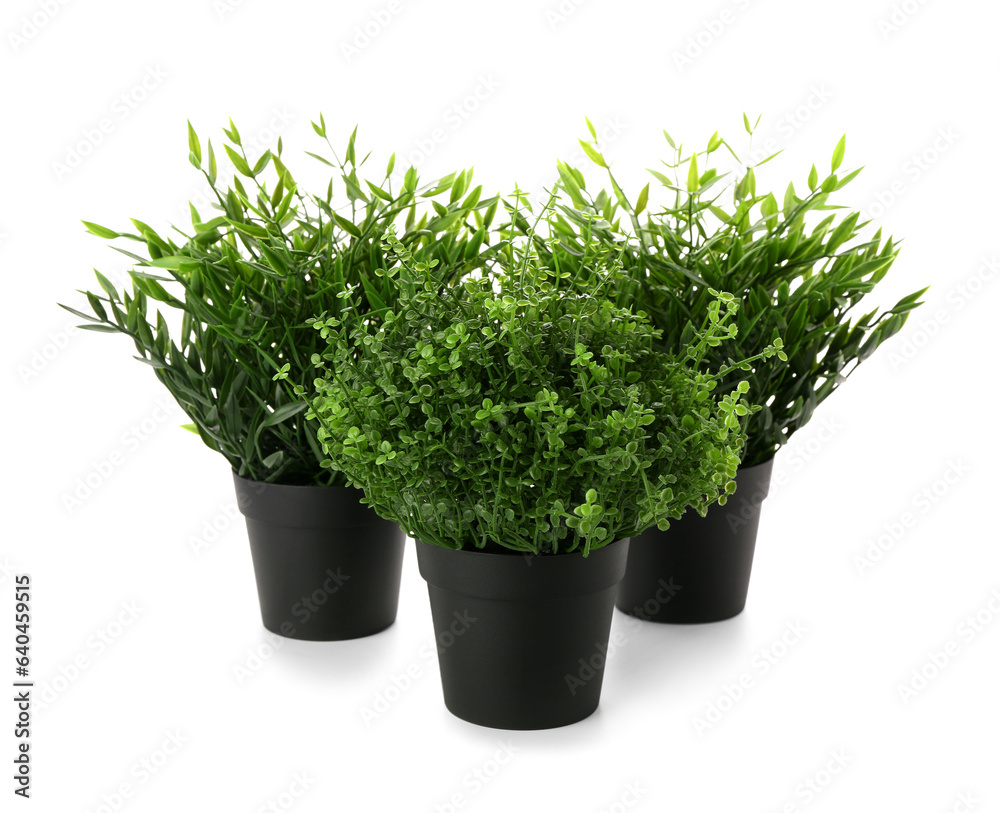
[303,225,783,554]
[63,117,498,485]
[522,118,926,466]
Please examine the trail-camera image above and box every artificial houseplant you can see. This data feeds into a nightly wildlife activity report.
[63,118,498,639]
[535,119,927,622]
[304,217,782,727]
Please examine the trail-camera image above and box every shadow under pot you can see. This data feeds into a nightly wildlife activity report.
[616,457,774,624]
[234,473,406,641]
[416,537,630,730]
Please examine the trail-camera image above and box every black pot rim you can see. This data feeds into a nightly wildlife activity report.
[416,537,630,602]
[232,471,382,529]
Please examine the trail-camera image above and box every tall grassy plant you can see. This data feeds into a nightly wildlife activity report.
[62,118,499,485]
[527,119,927,466]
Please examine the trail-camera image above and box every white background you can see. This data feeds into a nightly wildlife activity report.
[2,0,999,810]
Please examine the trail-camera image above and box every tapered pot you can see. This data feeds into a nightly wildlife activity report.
[416,537,630,730]
[616,457,774,623]
[234,473,406,641]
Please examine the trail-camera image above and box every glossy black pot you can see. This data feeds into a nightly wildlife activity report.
[234,473,405,641]
[416,537,630,730]
[616,457,774,623]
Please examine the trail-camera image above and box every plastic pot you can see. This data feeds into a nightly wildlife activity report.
[416,537,630,730]
[616,457,774,624]
[234,473,406,641]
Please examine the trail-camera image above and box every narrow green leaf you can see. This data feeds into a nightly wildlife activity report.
[634,183,650,216]
[346,125,358,165]
[305,151,335,168]
[187,121,201,164]
[77,324,121,333]
[366,180,394,202]
[94,271,119,300]
[224,144,252,177]
[686,153,700,193]
[332,213,362,239]
[58,303,101,323]
[145,256,186,270]
[261,402,307,429]
[251,150,272,176]
[82,221,119,239]
[831,134,847,172]
[579,140,608,168]
[207,140,217,184]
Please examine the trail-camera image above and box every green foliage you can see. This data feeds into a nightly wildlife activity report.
[307,229,777,555]
[537,122,927,466]
[62,118,496,485]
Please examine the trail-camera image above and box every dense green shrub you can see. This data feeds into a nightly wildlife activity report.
[304,230,783,554]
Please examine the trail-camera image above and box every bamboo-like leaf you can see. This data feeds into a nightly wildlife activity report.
[831,135,847,172]
[579,140,608,168]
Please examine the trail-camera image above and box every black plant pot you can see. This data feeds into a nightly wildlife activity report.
[416,537,630,730]
[616,457,774,624]
[234,473,406,641]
